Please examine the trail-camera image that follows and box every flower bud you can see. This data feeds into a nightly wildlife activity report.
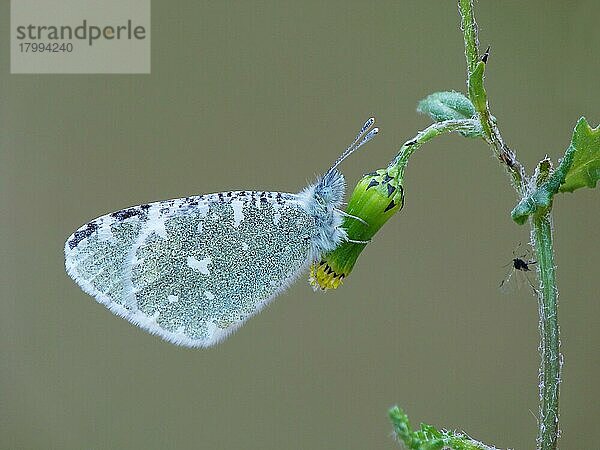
[309,168,404,290]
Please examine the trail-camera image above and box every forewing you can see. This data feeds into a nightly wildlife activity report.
[65,192,316,347]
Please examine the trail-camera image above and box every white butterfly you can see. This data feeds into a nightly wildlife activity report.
[65,118,378,347]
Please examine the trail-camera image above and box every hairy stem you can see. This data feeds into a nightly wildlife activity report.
[531,213,561,450]
[459,1,561,448]
[388,119,479,181]
[458,0,526,193]
[459,0,479,75]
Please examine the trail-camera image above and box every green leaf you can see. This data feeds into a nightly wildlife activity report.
[511,189,552,225]
[418,91,475,121]
[511,117,600,224]
[467,61,487,113]
[558,117,600,193]
[389,407,501,450]
[510,158,554,224]
[417,92,481,137]
[534,157,553,188]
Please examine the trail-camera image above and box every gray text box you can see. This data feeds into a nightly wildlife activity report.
[11,0,150,74]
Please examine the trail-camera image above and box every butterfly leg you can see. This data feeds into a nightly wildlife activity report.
[346,238,370,244]
[336,209,368,226]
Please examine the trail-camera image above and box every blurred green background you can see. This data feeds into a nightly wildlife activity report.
[1,1,598,449]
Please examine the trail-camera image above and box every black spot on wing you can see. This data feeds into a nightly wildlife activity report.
[68,221,98,250]
[111,207,142,221]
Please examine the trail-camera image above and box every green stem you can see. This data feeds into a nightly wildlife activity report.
[388,119,479,182]
[458,2,561,448]
[459,0,526,193]
[531,213,561,450]
[458,0,479,75]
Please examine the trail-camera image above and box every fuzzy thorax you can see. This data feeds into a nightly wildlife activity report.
[297,169,347,260]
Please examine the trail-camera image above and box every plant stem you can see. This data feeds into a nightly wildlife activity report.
[458,0,526,194]
[458,1,562,448]
[531,213,561,450]
[388,119,479,181]
[459,0,479,75]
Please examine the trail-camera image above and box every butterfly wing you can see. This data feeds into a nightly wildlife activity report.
[65,191,316,347]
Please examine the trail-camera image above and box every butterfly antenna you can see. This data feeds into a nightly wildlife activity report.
[326,117,379,176]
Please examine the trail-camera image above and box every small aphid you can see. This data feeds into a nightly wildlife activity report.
[512,257,535,272]
[500,246,537,293]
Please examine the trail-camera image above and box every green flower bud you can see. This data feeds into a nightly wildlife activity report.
[309,168,404,290]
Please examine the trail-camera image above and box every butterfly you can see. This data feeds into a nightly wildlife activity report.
[64,118,378,347]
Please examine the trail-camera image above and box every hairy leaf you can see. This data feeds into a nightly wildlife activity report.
[511,117,600,224]
[418,91,475,121]
[417,92,480,137]
[389,407,501,450]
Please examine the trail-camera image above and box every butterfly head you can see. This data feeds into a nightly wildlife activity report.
[314,169,346,209]
[299,118,379,257]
